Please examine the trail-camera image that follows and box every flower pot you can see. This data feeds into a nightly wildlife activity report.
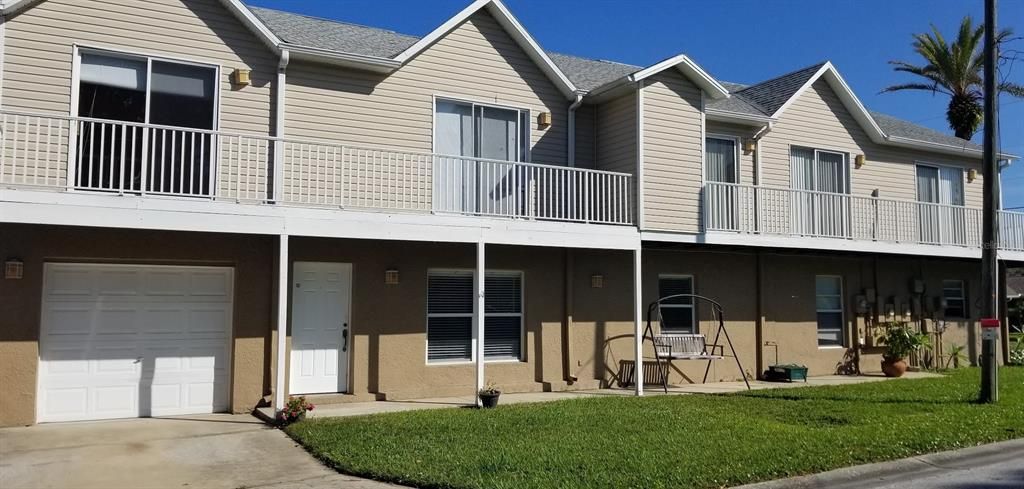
[479,392,500,408]
[881,358,907,378]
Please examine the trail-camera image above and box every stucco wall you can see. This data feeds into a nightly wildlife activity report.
[0,224,274,427]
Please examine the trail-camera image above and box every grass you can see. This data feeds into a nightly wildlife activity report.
[286,368,1024,489]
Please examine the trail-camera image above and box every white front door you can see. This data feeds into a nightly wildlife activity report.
[38,263,233,422]
[289,262,352,395]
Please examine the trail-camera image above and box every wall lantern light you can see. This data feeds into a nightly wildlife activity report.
[591,274,604,289]
[4,258,24,280]
[231,68,252,86]
[384,268,400,285]
[742,139,756,153]
[967,168,977,183]
[537,112,552,127]
[854,154,866,169]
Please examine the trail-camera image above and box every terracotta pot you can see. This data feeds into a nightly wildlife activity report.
[881,358,907,378]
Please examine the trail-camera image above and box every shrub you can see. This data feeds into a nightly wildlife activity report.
[278,396,315,426]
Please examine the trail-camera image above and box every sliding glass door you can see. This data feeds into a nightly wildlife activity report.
[76,51,217,196]
[916,165,965,245]
[791,147,850,237]
[433,99,528,216]
[704,136,740,230]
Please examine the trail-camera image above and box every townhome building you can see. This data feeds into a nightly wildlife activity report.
[0,0,1020,426]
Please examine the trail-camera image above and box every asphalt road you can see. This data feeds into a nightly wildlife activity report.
[865,456,1024,489]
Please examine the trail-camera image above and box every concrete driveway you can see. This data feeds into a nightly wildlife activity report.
[0,414,397,489]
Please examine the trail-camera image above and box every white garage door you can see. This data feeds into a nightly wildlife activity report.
[38,263,234,423]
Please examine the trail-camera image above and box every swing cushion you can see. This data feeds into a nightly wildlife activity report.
[653,334,723,360]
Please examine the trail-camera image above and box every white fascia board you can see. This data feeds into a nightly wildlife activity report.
[391,0,578,99]
[883,135,1018,161]
[628,53,730,100]
[285,44,401,72]
[770,62,887,143]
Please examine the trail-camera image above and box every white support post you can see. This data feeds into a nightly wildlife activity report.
[633,247,643,396]
[273,50,289,203]
[274,234,289,411]
[474,240,486,407]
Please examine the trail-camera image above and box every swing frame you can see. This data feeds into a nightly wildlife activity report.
[644,294,751,392]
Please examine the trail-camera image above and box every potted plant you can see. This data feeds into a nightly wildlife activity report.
[478,382,501,408]
[876,322,931,377]
[277,395,315,426]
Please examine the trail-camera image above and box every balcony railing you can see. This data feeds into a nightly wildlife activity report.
[704,182,1024,252]
[0,110,633,225]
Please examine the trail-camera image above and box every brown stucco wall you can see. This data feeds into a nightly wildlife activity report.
[0,224,273,427]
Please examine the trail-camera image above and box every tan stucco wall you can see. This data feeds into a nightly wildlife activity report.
[284,239,576,400]
[0,224,273,427]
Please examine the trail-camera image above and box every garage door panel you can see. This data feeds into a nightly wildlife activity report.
[39,264,234,423]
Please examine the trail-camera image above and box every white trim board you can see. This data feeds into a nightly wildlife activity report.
[628,53,729,100]
[641,230,1024,262]
[1,188,641,251]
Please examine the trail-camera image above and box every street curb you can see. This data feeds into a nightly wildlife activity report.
[731,438,1024,489]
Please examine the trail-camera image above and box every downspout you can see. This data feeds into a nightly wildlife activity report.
[567,92,584,167]
[751,121,773,186]
[273,50,289,202]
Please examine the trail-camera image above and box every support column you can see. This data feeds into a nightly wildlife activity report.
[274,234,289,411]
[634,247,643,396]
[474,241,486,406]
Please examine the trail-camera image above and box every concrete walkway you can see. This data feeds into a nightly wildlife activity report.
[0,414,399,489]
[268,372,941,420]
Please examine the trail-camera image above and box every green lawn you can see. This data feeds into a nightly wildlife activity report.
[286,368,1024,489]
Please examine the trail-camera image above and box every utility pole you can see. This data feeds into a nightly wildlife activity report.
[980,0,1000,403]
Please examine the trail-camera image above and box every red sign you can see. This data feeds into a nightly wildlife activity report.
[980,318,1000,328]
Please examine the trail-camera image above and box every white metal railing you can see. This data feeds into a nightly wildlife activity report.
[702,182,1024,251]
[0,110,633,225]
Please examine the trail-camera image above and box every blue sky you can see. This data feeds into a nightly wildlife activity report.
[248,0,1024,208]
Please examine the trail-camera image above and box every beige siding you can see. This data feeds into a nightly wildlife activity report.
[1,0,277,194]
[705,120,757,185]
[641,72,703,233]
[285,11,567,164]
[573,103,596,169]
[760,79,983,206]
[594,91,636,174]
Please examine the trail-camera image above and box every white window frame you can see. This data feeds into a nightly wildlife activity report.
[942,279,967,319]
[657,274,696,334]
[431,95,531,163]
[425,268,525,365]
[71,44,222,130]
[789,145,851,194]
[703,134,741,185]
[815,275,845,348]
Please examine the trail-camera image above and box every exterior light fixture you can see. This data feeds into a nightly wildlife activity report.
[854,154,866,169]
[742,139,756,153]
[537,112,552,127]
[231,68,252,86]
[384,268,400,285]
[590,274,604,288]
[967,168,977,183]
[4,258,24,279]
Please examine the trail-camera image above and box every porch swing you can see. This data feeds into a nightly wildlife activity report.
[644,294,751,392]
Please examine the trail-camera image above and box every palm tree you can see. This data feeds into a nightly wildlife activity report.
[882,16,1024,140]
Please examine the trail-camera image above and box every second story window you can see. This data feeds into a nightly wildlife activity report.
[916,164,966,245]
[76,50,217,196]
[705,136,738,184]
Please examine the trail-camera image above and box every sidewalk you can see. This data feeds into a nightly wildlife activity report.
[258,371,942,421]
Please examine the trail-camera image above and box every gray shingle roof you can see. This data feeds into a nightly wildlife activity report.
[869,111,982,150]
[247,7,981,153]
[547,53,639,92]
[731,62,826,116]
[250,7,418,58]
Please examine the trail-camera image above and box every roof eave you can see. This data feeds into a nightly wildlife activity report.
[883,136,1018,160]
[705,108,773,126]
[285,44,401,72]
[770,62,888,143]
